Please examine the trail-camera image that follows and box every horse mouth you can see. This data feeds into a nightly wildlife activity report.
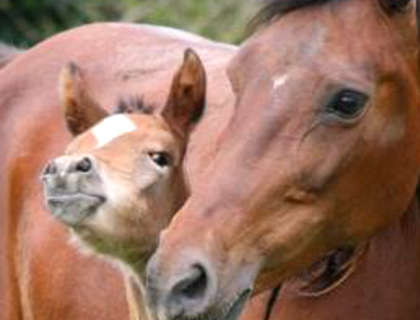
[214,289,251,320]
[46,193,106,226]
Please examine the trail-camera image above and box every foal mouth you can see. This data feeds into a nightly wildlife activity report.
[46,193,105,203]
[46,192,106,226]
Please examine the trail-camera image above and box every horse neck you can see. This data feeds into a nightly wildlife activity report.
[273,195,420,320]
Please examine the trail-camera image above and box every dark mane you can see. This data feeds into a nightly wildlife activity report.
[249,0,336,32]
[249,0,410,33]
[113,96,155,115]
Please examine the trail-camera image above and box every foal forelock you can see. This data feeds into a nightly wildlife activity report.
[114,96,155,115]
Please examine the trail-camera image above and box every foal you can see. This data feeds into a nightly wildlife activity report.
[41,49,206,320]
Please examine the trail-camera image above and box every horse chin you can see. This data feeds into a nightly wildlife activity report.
[219,289,252,320]
[192,289,251,320]
[46,193,106,227]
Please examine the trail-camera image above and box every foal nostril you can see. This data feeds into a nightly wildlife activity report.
[75,157,93,173]
[43,161,57,176]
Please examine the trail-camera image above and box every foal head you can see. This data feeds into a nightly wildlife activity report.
[41,49,206,272]
[146,1,420,319]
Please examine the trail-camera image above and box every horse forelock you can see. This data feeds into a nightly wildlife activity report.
[249,0,337,32]
[249,0,415,33]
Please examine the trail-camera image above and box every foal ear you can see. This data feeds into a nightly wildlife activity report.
[162,49,206,135]
[59,62,109,136]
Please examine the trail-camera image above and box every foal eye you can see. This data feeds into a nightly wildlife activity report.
[325,89,368,120]
[149,152,172,168]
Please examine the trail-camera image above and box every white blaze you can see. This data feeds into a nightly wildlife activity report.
[273,74,289,92]
[92,114,137,148]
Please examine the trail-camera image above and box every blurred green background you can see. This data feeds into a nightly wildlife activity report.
[0,0,260,47]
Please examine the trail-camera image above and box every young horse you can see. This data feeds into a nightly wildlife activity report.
[41,49,205,320]
[146,1,420,320]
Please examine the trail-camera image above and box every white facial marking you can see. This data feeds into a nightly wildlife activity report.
[92,114,137,148]
[273,74,289,92]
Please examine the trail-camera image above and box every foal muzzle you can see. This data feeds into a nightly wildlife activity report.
[40,155,105,226]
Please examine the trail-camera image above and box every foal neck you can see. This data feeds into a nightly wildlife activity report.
[124,274,158,320]
[272,196,420,320]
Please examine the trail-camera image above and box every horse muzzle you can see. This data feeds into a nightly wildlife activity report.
[40,155,106,227]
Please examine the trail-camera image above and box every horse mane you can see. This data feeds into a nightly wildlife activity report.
[249,0,412,32]
[114,96,155,115]
[249,0,338,32]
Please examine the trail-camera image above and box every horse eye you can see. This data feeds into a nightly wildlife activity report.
[325,90,368,120]
[380,0,410,13]
[149,152,172,168]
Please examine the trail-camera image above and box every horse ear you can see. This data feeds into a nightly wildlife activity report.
[162,49,206,135]
[59,62,108,136]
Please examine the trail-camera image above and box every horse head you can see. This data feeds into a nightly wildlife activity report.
[146,1,420,320]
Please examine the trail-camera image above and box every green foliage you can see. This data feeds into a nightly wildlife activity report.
[0,0,259,47]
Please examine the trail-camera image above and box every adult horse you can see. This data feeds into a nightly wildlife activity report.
[146,1,420,319]
[0,22,237,320]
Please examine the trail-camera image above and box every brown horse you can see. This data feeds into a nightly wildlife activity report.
[146,1,420,319]
[0,22,236,320]
[40,50,206,320]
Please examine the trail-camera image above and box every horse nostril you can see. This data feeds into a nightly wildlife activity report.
[168,264,209,317]
[176,265,207,300]
[75,157,92,173]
